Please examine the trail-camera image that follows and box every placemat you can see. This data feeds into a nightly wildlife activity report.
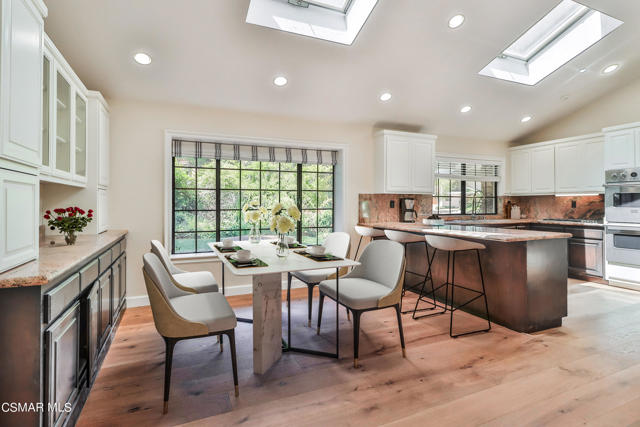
[270,241,307,249]
[225,255,268,268]
[294,250,344,262]
[214,244,243,253]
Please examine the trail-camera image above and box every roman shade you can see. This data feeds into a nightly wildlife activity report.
[435,156,502,182]
[172,139,338,165]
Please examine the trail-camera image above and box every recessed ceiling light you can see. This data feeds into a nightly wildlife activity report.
[460,105,472,113]
[603,64,619,74]
[579,68,587,73]
[380,92,392,102]
[521,116,532,123]
[273,76,288,86]
[448,14,465,29]
[478,0,623,86]
[133,52,151,65]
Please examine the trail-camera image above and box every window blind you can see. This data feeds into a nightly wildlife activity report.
[435,158,501,182]
[172,139,338,165]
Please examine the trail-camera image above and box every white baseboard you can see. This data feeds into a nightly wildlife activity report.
[126,280,306,308]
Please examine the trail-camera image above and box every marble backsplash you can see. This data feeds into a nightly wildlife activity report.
[505,195,604,220]
[358,193,605,224]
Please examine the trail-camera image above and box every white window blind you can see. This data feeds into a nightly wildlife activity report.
[435,157,501,182]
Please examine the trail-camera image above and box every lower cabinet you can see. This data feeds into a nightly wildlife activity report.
[568,238,604,278]
[111,254,126,323]
[98,268,112,347]
[87,280,100,378]
[45,301,81,427]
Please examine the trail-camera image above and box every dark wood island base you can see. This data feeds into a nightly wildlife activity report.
[365,222,571,333]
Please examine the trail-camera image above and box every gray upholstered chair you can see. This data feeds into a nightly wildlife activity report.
[288,232,351,326]
[142,253,238,414]
[317,240,406,368]
[150,240,219,293]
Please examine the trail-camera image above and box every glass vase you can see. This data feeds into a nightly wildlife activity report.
[249,223,261,244]
[276,233,290,258]
[64,231,77,245]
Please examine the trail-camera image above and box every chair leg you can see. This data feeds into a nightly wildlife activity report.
[354,235,363,260]
[317,292,325,335]
[307,284,315,327]
[163,337,177,414]
[477,249,492,332]
[346,307,351,321]
[394,304,406,358]
[227,330,239,397]
[287,272,292,306]
[450,251,457,338]
[352,310,362,368]
[219,334,223,352]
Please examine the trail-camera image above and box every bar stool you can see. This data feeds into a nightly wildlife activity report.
[354,226,386,260]
[384,230,437,314]
[418,235,491,338]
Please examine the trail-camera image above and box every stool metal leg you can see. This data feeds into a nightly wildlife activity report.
[354,235,363,260]
[412,247,447,319]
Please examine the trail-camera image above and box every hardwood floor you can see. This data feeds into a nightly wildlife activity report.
[77,280,640,426]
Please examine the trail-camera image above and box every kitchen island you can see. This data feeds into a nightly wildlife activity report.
[364,222,572,333]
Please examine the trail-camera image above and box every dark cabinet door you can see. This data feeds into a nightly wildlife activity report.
[119,255,126,308]
[88,281,99,379]
[569,238,603,277]
[45,301,80,427]
[98,269,112,347]
[111,257,121,323]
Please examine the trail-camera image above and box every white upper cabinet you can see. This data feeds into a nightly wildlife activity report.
[509,133,604,196]
[40,34,88,187]
[98,103,110,188]
[375,130,436,194]
[0,0,47,167]
[509,149,532,194]
[603,123,640,170]
[531,146,555,194]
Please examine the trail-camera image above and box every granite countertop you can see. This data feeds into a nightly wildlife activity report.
[0,230,128,289]
[364,222,572,243]
[444,218,604,228]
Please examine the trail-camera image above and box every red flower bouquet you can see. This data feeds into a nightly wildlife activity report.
[44,207,94,245]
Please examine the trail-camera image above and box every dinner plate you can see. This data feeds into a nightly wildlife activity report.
[230,254,256,262]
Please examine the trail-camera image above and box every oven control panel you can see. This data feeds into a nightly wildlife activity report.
[606,167,640,184]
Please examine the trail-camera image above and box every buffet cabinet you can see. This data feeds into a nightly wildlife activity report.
[0,236,126,427]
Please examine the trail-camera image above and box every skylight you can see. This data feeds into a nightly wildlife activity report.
[479,0,623,85]
[246,0,377,45]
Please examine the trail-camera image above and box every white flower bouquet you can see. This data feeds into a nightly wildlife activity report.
[270,202,301,257]
[242,200,267,243]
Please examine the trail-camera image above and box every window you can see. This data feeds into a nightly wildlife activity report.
[172,157,334,254]
[479,0,622,85]
[432,160,499,215]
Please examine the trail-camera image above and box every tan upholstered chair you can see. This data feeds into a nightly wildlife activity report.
[142,253,238,414]
[288,232,351,326]
[150,240,219,293]
[317,240,406,368]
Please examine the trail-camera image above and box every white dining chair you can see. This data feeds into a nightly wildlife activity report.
[150,240,219,294]
[317,240,406,368]
[142,253,238,414]
[288,232,351,326]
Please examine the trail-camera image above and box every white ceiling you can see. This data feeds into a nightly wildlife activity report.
[43,0,640,142]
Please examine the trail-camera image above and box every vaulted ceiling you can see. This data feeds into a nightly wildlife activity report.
[43,0,640,141]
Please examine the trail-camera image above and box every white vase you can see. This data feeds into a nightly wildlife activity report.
[276,233,290,258]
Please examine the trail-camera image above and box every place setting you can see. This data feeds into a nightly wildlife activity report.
[269,235,306,249]
[294,244,344,262]
[213,237,244,253]
[225,249,268,268]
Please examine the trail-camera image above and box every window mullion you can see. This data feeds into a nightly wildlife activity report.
[216,159,221,242]
[297,163,302,243]
[172,157,176,254]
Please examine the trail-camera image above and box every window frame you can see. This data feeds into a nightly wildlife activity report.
[171,158,336,255]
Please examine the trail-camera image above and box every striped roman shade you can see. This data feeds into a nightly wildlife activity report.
[172,139,338,165]
[435,157,501,182]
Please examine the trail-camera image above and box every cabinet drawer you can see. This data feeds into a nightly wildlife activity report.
[99,249,112,273]
[566,227,603,240]
[568,238,603,277]
[45,274,81,323]
[530,224,564,233]
[79,259,99,290]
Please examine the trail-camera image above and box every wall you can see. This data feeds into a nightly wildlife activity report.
[514,77,640,145]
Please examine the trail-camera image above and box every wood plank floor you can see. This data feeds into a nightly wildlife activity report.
[77,280,640,426]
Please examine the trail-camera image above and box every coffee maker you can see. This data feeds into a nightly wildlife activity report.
[399,198,417,222]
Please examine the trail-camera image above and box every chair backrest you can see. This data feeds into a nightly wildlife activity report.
[142,253,207,338]
[323,232,351,258]
[349,240,404,290]
[150,240,181,275]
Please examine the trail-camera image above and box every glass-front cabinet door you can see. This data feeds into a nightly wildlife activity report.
[74,94,87,181]
[42,56,51,170]
[54,70,72,177]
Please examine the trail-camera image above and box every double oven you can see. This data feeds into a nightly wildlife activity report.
[605,167,640,286]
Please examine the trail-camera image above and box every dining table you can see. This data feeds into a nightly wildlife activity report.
[209,240,360,375]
